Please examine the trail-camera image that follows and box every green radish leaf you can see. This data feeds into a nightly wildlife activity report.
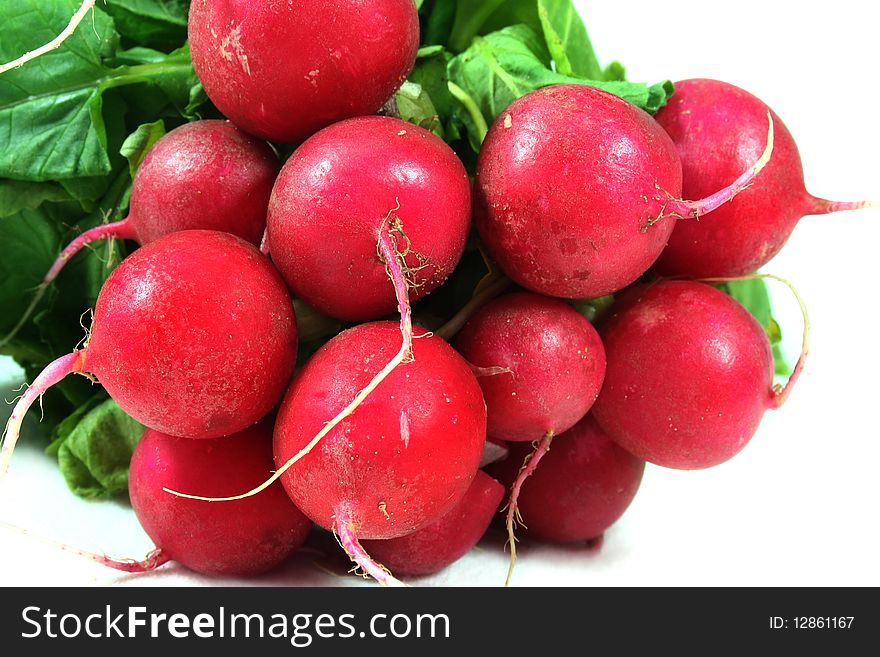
[395,82,445,138]
[603,61,626,81]
[481,0,541,35]
[410,47,456,117]
[416,44,446,58]
[766,318,782,344]
[718,279,792,376]
[537,0,602,78]
[103,0,190,51]
[406,46,485,154]
[0,0,119,181]
[120,120,166,178]
[447,24,672,143]
[0,201,103,419]
[0,206,67,342]
[47,398,145,499]
[421,0,457,45]
[478,2,626,82]
[0,2,198,184]
[53,91,130,210]
[0,181,72,218]
[46,394,108,456]
[109,45,206,124]
[0,169,130,375]
[185,81,209,118]
[720,278,772,327]
[448,0,508,52]
[569,295,615,324]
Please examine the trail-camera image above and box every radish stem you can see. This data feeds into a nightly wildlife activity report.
[655,113,775,222]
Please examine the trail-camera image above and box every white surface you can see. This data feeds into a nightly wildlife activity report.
[2,0,879,587]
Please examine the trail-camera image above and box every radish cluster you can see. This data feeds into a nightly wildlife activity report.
[3,3,872,587]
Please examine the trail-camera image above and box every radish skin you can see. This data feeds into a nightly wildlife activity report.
[654,78,875,277]
[188,0,419,144]
[42,120,279,287]
[488,416,645,545]
[455,292,606,442]
[130,425,312,577]
[592,280,792,469]
[1,231,298,477]
[475,84,773,299]
[362,471,505,578]
[1,121,280,349]
[268,116,472,322]
[273,322,486,540]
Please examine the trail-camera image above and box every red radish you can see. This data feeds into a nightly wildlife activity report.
[474,84,773,299]
[454,291,606,584]
[163,211,437,584]
[2,120,279,348]
[267,115,472,322]
[654,79,875,278]
[188,0,419,144]
[0,230,297,475]
[591,280,803,469]
[455,291,606,442]
[272,322,486,584]
[128,424,312,576]
[44,120,278,285]
[362,471,505,577]
[488,415,645,544]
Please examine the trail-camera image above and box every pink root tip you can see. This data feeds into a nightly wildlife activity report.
[96,548,171,573]
[809,197,877,215]
[0,521,169,574]
[1,350,85,478]
[335,511,406,587]
[770,350,808,410]
[505,431,554,586]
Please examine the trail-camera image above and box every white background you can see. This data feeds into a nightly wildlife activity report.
[1,0,878,587]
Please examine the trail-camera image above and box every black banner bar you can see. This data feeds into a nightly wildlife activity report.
[1,587,874,654]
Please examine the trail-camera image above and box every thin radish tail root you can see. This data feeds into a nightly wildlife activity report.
[0,520,169,573]
[334,510,406,587]
[808,197,878,215]
[0,350,86,479]
[652,112,775,225]
[0,0,95,75]
[0,218,134,350]
[162,208,415,504]
[701,273,809,410]
[504,430,554,587]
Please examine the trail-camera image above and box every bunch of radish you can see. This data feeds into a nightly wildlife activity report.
[1,1,873,587]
